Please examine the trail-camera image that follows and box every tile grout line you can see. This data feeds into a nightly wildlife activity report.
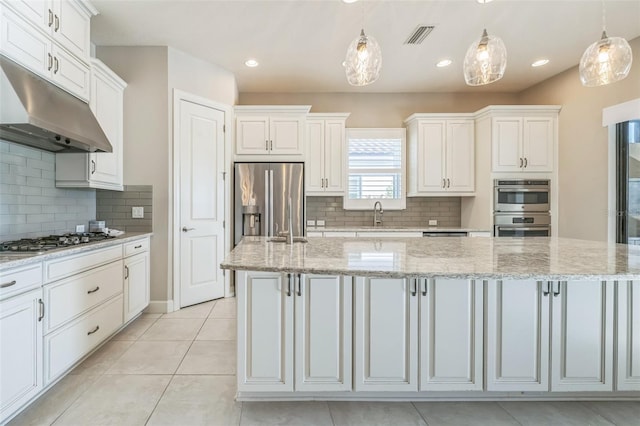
[410,401,431,426]
[325,401,336,426]
[142,374,175,426]
[575,401,617,426]
[496,401,526,426]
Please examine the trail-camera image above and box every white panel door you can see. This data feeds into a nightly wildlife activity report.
[492,117,522,172]
[522,117,553,172]
[324,120,345,194]
[354,277,418,391]
[237,271,293,392]
[270,115,303,155]
[295,274,352,391]
[486,280,550,391]
[124,252,150,322]
[0,289,42,424]
[236,116,269,154]
[420,279,483,391]
[551,281,614,391]
[53,0,90,60]
[446,120,474,192]
[618,280,640,390]
[418,121,446,192]
[178,99,225,307]
[305,119,325,193]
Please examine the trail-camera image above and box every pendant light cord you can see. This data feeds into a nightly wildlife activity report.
[602,0,606,34]
[361,0,365,30]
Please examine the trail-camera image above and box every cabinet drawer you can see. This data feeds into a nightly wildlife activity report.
[0,263,43,301]
[124,238,149,257]
[44,294,123,384]
[45,245,122,282]
[44,260,123,333]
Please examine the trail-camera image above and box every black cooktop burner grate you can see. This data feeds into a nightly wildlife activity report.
[0,233,116,252]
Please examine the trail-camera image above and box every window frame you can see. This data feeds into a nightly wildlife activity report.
[343,128,407,210]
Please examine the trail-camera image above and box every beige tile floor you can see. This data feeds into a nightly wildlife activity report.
[8,297,640,426]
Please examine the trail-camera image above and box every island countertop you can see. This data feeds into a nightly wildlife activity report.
[220,236,640,280]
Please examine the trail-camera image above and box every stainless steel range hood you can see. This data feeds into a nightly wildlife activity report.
[0,56,112,153]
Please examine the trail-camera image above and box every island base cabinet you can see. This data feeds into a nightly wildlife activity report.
[486,280,550,392]
[237,271,293,392]
[551,281,614,392]
[0,289,42,424]
[354,277,418,392]
[420,279,482,391]
[617,280,640,390]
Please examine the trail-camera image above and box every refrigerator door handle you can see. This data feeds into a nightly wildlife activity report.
[264,169,270,237]
[269,169,274,237]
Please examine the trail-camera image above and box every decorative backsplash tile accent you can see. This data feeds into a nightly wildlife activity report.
[0,140,96,241]
[96,185,153,232]
[306,196,461,228]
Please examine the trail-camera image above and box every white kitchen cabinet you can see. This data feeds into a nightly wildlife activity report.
[306,114,349,195]
[405,115,475,196]
[617,280,640,391]
[237,270,293,392]
[551,280,614,392]
[234,106,310,156]
[354,276,418,391]
[486,280,550,391]
[356,231,422,237]
[123,251,150,323]
[294,274,352,391]
[0,288,43,424]
[419,279,483,391]
[491,116,555,173]
[55,59,126,190]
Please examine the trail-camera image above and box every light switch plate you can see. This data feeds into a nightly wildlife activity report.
[132,207,144,218]
[429,219,438,226]
[306,219,316,227]
[316,220,325,227]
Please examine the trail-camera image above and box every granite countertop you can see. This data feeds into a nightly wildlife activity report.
[221,236,640,281]
[0,232,153,269]
[307,227,491,233]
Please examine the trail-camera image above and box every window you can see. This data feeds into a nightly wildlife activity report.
[343,128,406,210]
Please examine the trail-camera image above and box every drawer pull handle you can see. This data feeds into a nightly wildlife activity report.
[87,325,100,335]
[54,14,59,32]
[0,280,17,288]
[87,286,100,294]
[48,9,53,27]
[134,245,142,249]
[38,299,45,322]
[124,266,129,279]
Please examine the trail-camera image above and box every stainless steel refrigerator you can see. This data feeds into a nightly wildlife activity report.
[234,162,305,245]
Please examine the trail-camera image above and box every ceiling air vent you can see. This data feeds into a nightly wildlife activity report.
[404,25,435,45]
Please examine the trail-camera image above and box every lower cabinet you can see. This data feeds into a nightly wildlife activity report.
[0,288,43,422]
[124,251,150,322]
[617,280,640,391]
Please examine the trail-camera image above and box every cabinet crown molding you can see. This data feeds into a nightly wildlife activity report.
[474,105,562,120]
[234,105,311,114]
[404,112,475,124]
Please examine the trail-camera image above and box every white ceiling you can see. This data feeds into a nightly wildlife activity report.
[90,0,640,94]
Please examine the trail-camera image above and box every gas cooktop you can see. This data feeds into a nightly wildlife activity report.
[0,233,116,255]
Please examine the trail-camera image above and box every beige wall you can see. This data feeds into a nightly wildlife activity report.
[238,92,518,127]
[96,46,237,306]
[518,36,640,242]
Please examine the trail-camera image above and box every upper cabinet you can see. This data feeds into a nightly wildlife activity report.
[234,106,311,157]
[306,113,349,196]
[405,114,475,196]
[56,59,127,190]
[0,0,95,100]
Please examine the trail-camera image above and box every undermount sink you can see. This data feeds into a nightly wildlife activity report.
[268,236,308,243]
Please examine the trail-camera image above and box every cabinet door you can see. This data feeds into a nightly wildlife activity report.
[446,120,474,192]
[305,120,325,194]
[0,289,42,424]
[237,271,293,392]
[270,115,303,155]
[294,274,352,391]
[486,280,550,391]
[492,117,522,172]
[236,116,270,155]
[417,121,446,192]
[50,43,89,100]
[1,0,50,32]
[324,120,345,194]
[522,117,553,172]
[420,279,482,391]
[617,280,640,390]
[354,277,418,391]
[52,0,90,60]
[551,281,613,391]
[0,5,50,78]
[124,252,150,322]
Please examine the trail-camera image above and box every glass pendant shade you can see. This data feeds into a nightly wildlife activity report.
[463,29,507,86]
[579,31,633,87]
[344,29,382,86]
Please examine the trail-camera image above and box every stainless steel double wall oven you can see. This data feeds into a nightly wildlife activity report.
[493,179,551,237]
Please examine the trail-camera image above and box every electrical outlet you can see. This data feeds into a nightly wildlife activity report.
[428,219,438,226]
[316,220,325,227]
[132,207,144,218]
[306,219,316,227]
[75,224,85,233]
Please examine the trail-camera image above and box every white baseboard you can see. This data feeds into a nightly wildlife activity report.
[144,300,174,314]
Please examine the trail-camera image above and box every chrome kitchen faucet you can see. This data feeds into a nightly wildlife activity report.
[373,201,384,227]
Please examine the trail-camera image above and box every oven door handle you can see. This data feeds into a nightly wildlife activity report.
[496,188,548,193]
[496,226,550,231]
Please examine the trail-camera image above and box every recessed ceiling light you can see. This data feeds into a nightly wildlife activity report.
[245,59,259,68]
[531,59,550,67]
[436,59,452,68]
[342,0,359,3]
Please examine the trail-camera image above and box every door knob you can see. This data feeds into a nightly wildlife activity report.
[182,226,195,232]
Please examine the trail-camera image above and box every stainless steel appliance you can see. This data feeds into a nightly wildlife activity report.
[494,213,551,237]
[494,179,550,212]
[234,162,304,245]
[422,231,468,237]
[0,233,115,255]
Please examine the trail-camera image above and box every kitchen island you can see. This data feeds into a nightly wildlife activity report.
[221,236,640,400]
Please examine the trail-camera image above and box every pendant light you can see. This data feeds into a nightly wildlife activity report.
[344,1,382,86]
[579,0,633,87]
[463,28,507,86]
